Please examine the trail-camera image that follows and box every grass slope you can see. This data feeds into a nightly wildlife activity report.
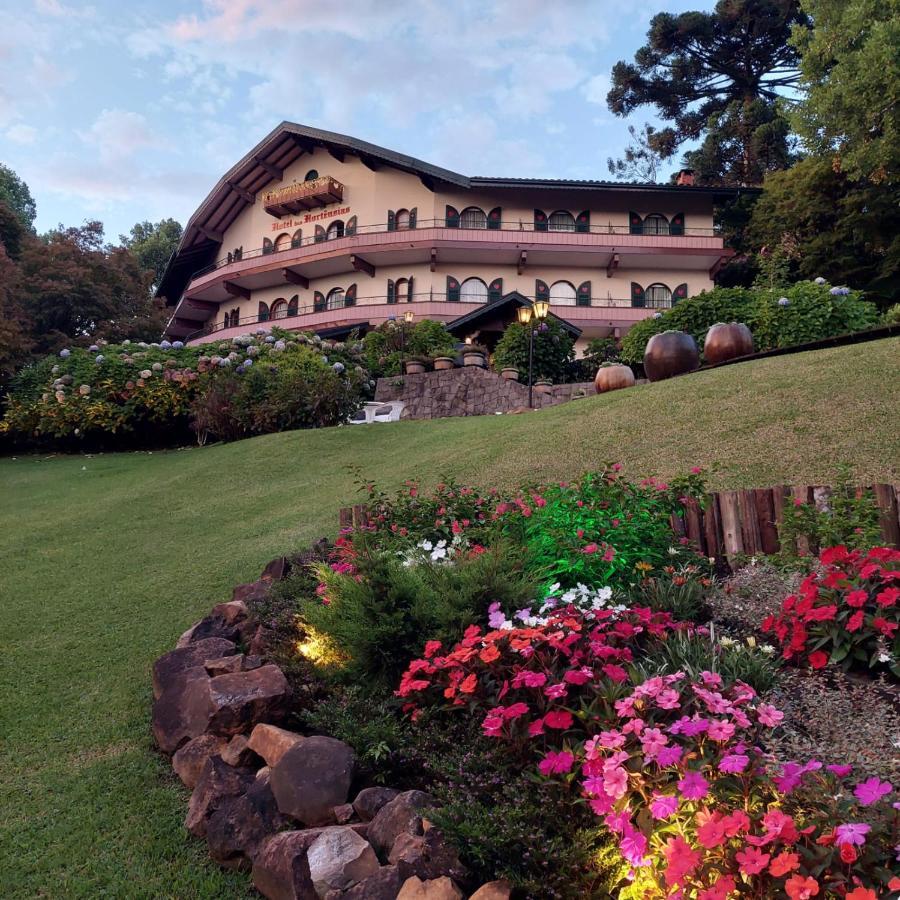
[0,338,897,898]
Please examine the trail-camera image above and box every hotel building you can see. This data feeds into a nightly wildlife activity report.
[158,123,743,353]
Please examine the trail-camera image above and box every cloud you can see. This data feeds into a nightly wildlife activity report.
[78,109,160,163]
[582,73,611,106]
[5,123,37,144]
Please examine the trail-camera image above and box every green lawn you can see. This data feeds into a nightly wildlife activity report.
[1,338,897,898]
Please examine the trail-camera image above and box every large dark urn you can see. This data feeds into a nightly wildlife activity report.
[643,331,700,382]
[703,322,754,365]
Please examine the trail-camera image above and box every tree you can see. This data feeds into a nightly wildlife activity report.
[607,123,666,182]
[0,245,32,386]
[492,318,575,383]
[748,156,900,306]
[607,1,809,185]
[790,0,900,185]
[119,218,183,293]
[0,164,37,230]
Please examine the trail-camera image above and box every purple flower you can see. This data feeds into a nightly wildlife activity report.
[853,777,893,807]
[173,340,184,349]
[654,745,684,767]
[778,297,790,307]
[835,822,871,846]
[650,793,678,819]
[827,764,853,777]
[677,770,709,800]
[719,753,750,774]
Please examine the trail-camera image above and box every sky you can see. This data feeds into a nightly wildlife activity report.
[1,0,706,241]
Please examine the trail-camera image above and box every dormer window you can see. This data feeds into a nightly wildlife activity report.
[305,169,319,181]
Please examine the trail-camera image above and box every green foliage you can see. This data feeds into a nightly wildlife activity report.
[607,122,664,182]
[298,538,542,689]
[620,280,880,364]
[119,218,184,293]
[492,317,574,383]
[883,304,900,326]
[791,0,900,186]
[362,318,455,377]
[0,163,36,229]
[629,563,713,622]
[607,2,808,185]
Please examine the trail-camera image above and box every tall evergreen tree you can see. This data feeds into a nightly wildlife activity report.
[119,218,183,293]
[0,163,37,230]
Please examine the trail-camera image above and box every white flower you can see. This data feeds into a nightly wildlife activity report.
[719,636,737,649]
[667,546,678,556]
[760,645,776,656]
[878,651,892,663]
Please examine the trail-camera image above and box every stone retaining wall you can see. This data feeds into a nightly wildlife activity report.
[374,367,594,419]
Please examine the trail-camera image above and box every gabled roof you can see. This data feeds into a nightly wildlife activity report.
[448,291,582,338]
[158,121,753,305]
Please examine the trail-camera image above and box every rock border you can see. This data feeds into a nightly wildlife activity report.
[151,556,511,900]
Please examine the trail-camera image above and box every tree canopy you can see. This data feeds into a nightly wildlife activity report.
[607,1,809,185]
[119,218,183,293]
[0,163,37,230]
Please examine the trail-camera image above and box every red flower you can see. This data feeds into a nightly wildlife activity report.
[845,589,868,608]
[423,640,442,659]
[543,710,574,730]
[459,673,478,693]
[839,842,858,864]
[873,616,897,637]
[808,650,828,669]
[846,610,865,632]
[785,875,819,899]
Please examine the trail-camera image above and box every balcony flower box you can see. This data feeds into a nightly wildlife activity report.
[262,176,344,217]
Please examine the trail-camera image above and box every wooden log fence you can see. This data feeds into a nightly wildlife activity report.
[339,484,900,569]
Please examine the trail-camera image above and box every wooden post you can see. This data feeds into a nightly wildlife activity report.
[873,484,900,549]
[352,504,370,528]
[737,489,763,556]
[753,488,780,555]
[683,498,705,555]
[719,491,744,565]
[338,507,353,530]
[703,493,724,565]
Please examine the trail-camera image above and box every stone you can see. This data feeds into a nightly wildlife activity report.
[396,876,463,900]
[333,803,355,825]
[323,866,403,900]
[151,666,213,754]
[261,555,291,582]
[469,881,513,900]
[270,736,356,826]
[205,654,247,676]
[389,829,467,883]
[206,768,286,869]
[184,612,244,644]
[233,579,271,605]
[367,790,437,859]
[306,826,380,896]
[250,624,276,655]
[172,733,227,789]
[152,637,235,699]
[185,755,255,838]
[245,654,264,669]
[206,664,290,737]
[221,734,257,768]
[252,830,320,900]
[248,723,306,767]
[351,787,399,822]
[210,599,249,625]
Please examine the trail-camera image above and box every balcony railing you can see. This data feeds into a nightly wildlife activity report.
[193,217,723,280]
[262,176,344,215]
[186,291,671,340]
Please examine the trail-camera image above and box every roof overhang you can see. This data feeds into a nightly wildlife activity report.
[448,290,582,339]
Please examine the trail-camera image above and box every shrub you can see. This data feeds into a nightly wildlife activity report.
[629,563,713,621]
[362,318,455,378]
[882,303,900,326]
[492,317,575,382]
[620,280,880,365]
[762,545,900,679]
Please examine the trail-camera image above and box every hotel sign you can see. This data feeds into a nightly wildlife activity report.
[262,176,344,217]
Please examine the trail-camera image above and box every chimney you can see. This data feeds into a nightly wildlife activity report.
[675,168,695,186]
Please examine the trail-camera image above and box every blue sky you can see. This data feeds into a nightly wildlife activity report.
[1,0,705,241]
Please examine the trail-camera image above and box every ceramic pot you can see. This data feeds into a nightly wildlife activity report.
[703,322,754,365]
[643,331,700,382]
[594,364,636,394]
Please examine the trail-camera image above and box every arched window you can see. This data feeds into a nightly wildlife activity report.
[287,295,298,316]
[395,278,410,303]
[642,214,670,236]
[304,169,319,181]
[230,309,239,327]
[549,280,577,306]
[326,220,344,240]
[395,209,411,230]
[548,210,575,232]
[460,207,487,229]
[274,233,292,252]
[326,288,345,310]
[291,228,302,248]
[270,299,288,319]
[460,277,488,303]
[646,283,672,308]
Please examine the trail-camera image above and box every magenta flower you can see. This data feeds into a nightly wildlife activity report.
[656,688,681,709]
[650,793,679,819]
[827,764,853,777]
[539,750,574,776]
[598,730,625,749]
[707,719,736,742]
[603,766,629,799]
[757,703,784,727]
[835,822,871,846]
[677,770,709,800]
[719,752,750,774]
[619,825,649,866]
[853,777,893,807]
[640,727,668,756]
[654,745,684,767]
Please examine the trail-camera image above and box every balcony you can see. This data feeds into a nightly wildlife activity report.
[262,176,344,217]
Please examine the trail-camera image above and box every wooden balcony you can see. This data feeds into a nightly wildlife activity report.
[262,177,344,217]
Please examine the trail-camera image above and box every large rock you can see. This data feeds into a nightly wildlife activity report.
[396,876,463,900]
[270,737,356,826]
[389,829,467,883]
[233,580,271,605]
[248,723,306,767]
[185,755,255,838]
[368,791,437,858]
[206,768,286,869]
[352,787,399,822]
[172,733,227,789]
[323,866,403,900]
[261,555,291,582]
[151,667,214,754]
[205,654,249,677]
[221,734,257,768]
[211,599,249,624]
[152,637,235,699]
[252,829,336,900]
[306,827,380,896]
[469,881,513,900]
[206,665,290,737]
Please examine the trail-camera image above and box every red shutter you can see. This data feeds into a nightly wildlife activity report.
[672,283,688,304]
[258,301,270,321]
[407,275,414,301]
[287,295,298,316]
[387,210,396,231]
[387,279,396,304]
[487,207,501,230]
[670,212,685,236]
[345,283,357,307]
[534,209,548,232]
[629,212,643,235]
[535,279,549,299]
[314,225,326,243]
[445,206,459,228]
[631,283,645,307]
[575,211,590,233]
[447,276,460,301]
[488,278,503,302]
[290,230,302,248]
[577,281,591,306]
[313,291,325,312]
[345,216,357,236]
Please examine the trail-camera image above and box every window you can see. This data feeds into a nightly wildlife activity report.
[395,278,411,303]
[460,207,487,229]
[395,209,410,230]
[326,288,345,310]
[642,214,669,236]
[271,299,288,319]
[230,309,239,327]
[460,277,488,303]
[326,220,344,240]
[549,280,576,306]
[304,169,319,181]
[274,233,291,252]
[291,229,302,248]
[646,283,672,308]
[548,210,575,232]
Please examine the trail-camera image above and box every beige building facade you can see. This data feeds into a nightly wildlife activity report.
[159,123,741,354]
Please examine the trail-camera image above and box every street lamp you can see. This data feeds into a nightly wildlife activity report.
[399,310,414,373]
[517,301,550,408]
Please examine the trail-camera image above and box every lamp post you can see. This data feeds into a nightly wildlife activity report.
[517,300,550,408]
[399,310,414,374]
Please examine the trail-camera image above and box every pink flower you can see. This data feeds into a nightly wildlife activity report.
[650,793,679,819]
[834,822,870,846]
[619,824,649,866]
[641,727,668,756]
[677,770,709,800]
[662,836,701,888]
[481,712,505,737]
[654,745,684,767]
[656,688,681,709]
[853,777,893,806]
[598,730,625,749]
[564,666,593,685]
[539,750,574,776]
[707,719,736,742]
[516,671,547,688]
[502,702,529,720]
[528,718,545,737]
[582,543,599,554]
[719,752,750,773]
[757,703,784,727]
[602,663,628,683]
[543,709,574,730]
[603,546,616,562]
[543,682,568,699]
[826,764,853,777]
[736,846,770,875]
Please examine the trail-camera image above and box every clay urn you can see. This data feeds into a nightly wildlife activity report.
[703,322,754,365]
[533,379,553,394]
[433,356,455,371]
[643,331,700,382]
[462,350,487,368]
[501,367,519,381]
[404,359,426,375]
[594,363,635,394]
